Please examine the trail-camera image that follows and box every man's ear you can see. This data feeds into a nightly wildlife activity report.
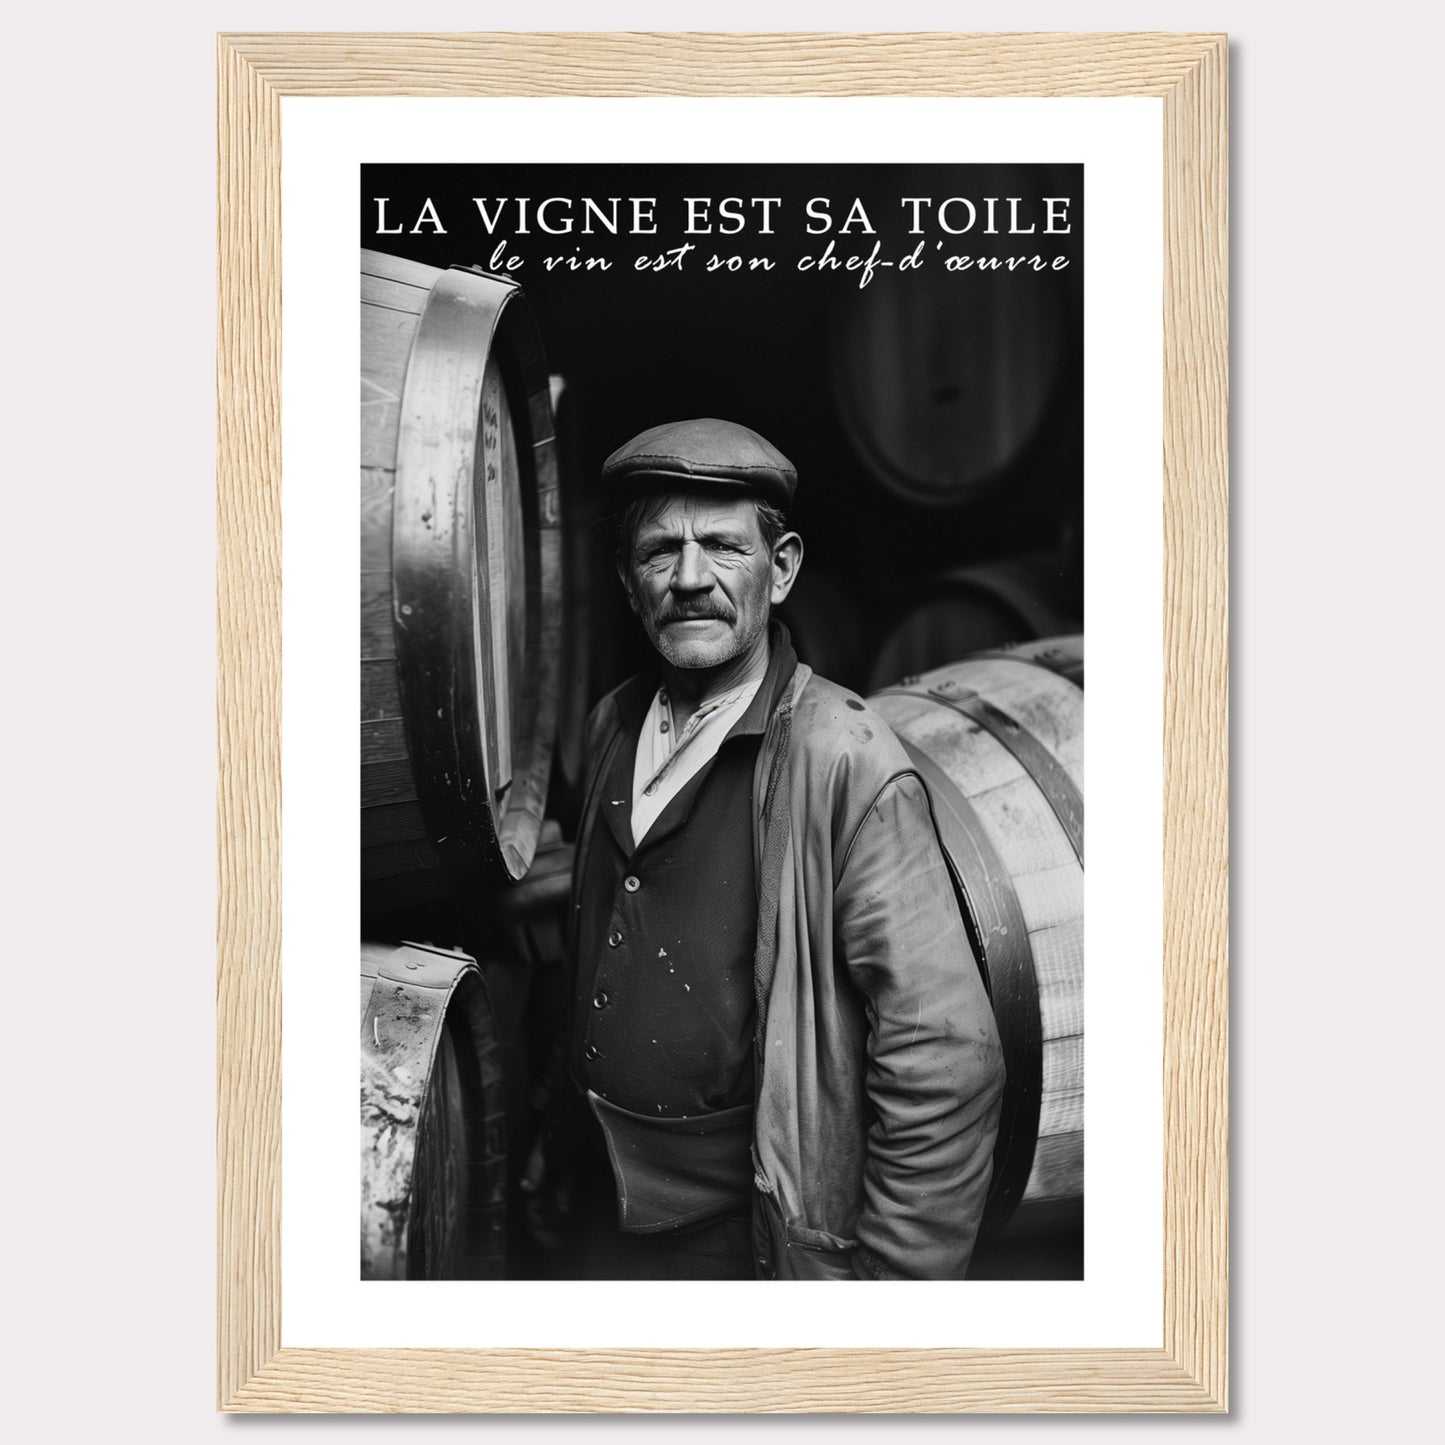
[769,533,804,606]
[615,553,640,615]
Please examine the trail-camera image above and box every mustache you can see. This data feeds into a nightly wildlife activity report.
[657,603,735,624]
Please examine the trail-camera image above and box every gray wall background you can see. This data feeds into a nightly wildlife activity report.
[7,1,1432,1438]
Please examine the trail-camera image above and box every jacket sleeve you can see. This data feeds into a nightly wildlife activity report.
[832,773,1006,1279]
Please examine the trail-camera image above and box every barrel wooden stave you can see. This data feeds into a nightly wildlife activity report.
[361,256,428,899]
[359,468,395,570]
[361,718,406,765]
[869,646,1084,1232]
[973,635,1085,690]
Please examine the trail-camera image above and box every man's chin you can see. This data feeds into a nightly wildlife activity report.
[652,623,739,670]
[658,641,734,670]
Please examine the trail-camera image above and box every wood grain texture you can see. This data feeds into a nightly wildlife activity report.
[222,31,1224,98]
[217,28,1227,1413]
[1161,33,1230,1412]
[225,1346,1215,1413]
[217,34,281,1411]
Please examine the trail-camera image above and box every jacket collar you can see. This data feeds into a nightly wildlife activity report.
[732,621,799,739]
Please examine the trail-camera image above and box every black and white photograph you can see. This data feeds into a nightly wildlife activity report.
[358,161,1085,1284]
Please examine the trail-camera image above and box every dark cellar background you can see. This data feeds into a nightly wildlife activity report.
[362,162,1083,1278]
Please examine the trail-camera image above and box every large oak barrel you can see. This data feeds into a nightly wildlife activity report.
[830,220,1071,508]
[362,248,561,906]
[869,640,1083,1235]
[866,558,1078,694]
[360,941,507,1278]
[971,634,1084,690]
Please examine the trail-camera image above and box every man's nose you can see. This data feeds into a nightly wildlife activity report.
[670,540,714,593]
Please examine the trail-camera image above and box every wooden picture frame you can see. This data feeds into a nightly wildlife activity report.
[218,31,1227,1412]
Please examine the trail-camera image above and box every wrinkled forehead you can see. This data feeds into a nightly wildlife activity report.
[629,490,763,544]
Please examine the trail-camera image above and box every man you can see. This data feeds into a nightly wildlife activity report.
[560,417,1004,1280]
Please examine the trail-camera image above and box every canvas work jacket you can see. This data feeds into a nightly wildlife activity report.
[573,628,1006,1279]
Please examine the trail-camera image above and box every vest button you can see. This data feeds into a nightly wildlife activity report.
[608,930,624,948]
[584,1043,599,1060]
[593,990,609,1009]
[623,875,641,893]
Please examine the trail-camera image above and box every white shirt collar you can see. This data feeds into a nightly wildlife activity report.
[630,677,764,847]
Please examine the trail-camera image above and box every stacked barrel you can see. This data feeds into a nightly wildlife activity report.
[360,251,566,1277]
[361,249,562,901]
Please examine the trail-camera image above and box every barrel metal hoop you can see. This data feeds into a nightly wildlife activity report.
[376,940,475,990]
[896,739,1042,1231]
[360,944,507,1280]
[391,268,510,866]
[883,682,1084,866]
[389,265,560,882]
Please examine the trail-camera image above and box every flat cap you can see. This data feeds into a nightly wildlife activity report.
[602,418,797,509]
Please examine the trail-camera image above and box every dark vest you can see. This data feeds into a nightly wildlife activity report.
[571,690,762,1119]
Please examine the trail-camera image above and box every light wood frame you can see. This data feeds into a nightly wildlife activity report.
[218,30,1228,1413]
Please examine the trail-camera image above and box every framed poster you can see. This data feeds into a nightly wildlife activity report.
[218,31,1227,1412]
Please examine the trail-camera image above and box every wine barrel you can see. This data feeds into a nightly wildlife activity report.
[869,641,1083,1234]
[866,558,1078,693]
[831,224,1071,508]
[971,634,1084,690]
[361,248,561,904]
[360,940,507,1278]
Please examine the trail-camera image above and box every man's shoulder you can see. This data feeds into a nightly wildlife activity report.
[788,671,914,781]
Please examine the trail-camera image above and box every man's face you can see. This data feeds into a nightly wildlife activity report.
[619,493,797,671]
